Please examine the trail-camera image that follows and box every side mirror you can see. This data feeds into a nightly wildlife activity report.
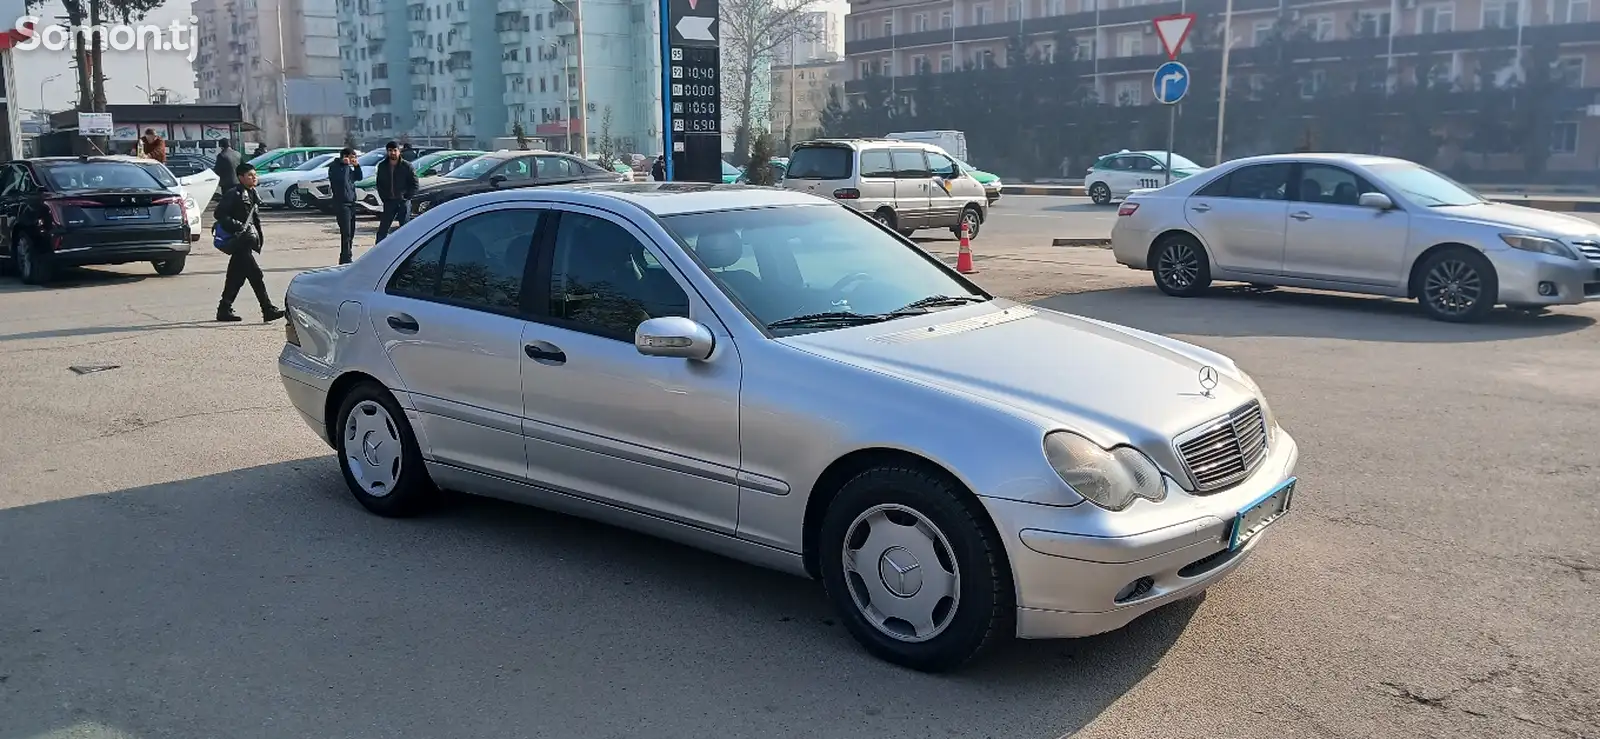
[635,316,715,360]
[1150,163,1166,172]
[489,174,507,186]
[1359,192,1394,210]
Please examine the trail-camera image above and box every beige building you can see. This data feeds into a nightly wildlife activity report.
[843,0,1600,172]
[773,58,846,145]
[193,0,346,148]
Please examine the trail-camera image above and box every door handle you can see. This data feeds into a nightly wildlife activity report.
[386,314,419,332]
[524,343,567,364]
[1290,211,1313,221]
[1191,204,1211,213]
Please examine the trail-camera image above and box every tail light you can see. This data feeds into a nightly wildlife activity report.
[284,305,301,347]
[44,198,102,227]
[153,195,186,223]
[1118,202,1140,217]
[833,188,860,200]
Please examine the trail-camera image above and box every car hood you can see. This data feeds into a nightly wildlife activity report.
[415,176,477,197]
[1436,201,1600,238]
[780,300,1257,445]
[260,169,326,185]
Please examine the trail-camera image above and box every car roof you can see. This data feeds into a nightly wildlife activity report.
[454,182,830,216]
[1220,152,1409,167]
[795,138,946,152]
[28,156,159,165]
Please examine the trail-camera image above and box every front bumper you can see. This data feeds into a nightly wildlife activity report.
[256,183,291,206]
[1486,250,1600,305]
[984,429,1299,640]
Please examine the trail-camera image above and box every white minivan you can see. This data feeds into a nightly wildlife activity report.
[781,138,989,238]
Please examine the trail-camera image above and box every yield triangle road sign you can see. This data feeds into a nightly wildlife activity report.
[1152,13,1195,60]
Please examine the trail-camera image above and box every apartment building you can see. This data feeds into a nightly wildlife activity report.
[338,0,662,153]
[772,57,847,144]
[194,0,346,147]
[777,10,847,64]
[842,0,1600,170]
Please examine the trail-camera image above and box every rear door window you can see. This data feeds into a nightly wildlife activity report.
[889,149,931,179]
[1225,163,1292,200]
[786,146,853,179]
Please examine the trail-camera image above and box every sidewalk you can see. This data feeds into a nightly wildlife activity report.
[1003,185,1600,213]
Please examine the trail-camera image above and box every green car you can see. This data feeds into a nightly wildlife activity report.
[721,160,741,184]
[734,157,788,184]
[247,146,342,173]
[354,149,486,214]
[951,156,1003,204]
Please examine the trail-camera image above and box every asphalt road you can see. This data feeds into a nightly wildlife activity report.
[1,204,1597,739]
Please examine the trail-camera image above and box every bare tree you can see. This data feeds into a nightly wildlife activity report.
[719,0,818,164]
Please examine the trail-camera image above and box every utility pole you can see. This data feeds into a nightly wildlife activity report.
[787,39,796,148]
[554,0,589,158]
[1214,0,1233,166]
[277,2,291,147]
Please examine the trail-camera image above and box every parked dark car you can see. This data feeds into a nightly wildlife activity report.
[410,151,623,215]
[0,157,191,284]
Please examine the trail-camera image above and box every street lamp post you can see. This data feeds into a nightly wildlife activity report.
[277,3,291,147]
[1214,0,1233,166]
[40,73,61,112]
[553,0,588,158]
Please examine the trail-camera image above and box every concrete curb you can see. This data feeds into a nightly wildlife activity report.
[1003,186,1600,213]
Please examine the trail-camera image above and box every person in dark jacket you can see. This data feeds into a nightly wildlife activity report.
[374,140,419,242]
[212,140,242,192]
[651,155,665,182]
[400,143,418,162]
[327,147,364,264]
[213,163,285,323]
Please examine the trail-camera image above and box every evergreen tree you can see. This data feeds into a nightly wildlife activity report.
[819,85,848,137]
[746,131,778,185]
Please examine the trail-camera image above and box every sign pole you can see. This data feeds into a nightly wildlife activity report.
[1166,106,1175,187]
[1151,13,1193,188]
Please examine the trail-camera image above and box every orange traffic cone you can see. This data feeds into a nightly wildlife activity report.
[955,223,977,274]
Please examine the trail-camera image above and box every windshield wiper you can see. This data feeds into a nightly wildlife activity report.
[891,294,988,314]
[767,311,899,329]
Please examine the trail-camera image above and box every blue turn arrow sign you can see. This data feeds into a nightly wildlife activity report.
[1152,61,1189,105]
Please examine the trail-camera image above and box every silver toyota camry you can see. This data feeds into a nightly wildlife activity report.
[278,183,1299,672]
[1111,153,1600,322]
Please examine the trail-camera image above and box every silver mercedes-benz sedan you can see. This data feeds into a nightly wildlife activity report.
[278,183,1299,672]
[1111,153,1600,322]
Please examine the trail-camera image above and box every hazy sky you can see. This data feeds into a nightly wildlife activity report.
[14,0,199,111]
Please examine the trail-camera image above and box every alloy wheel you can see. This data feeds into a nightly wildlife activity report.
[960,209,980,238]
[287,187,307,209]
[1423,258,1482,317]
[1157,241,1201,290]
[344,400,403,497]
[841,503,961,643]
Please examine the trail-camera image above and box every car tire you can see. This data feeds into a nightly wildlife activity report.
[873,208,897,230]
[898,227,917,237]
[819,464,1012,673]
[953,206,981,239]
[333,381,440,518]
[1415,248,1497,323]
[285,186,309,210]
[1089,182,1113,205]
[1151,234,1212,297]
[152,256,187,276]
[16,234,53,285]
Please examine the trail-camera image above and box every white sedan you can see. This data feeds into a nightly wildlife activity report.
[255,153,340,209]
[114,156,219,242]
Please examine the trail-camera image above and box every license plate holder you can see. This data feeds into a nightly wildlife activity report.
[1229,477,1296,551]
[105,207,150,220]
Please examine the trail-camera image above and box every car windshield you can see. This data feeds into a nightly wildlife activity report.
[39,161,167,190]
[659,205,987,334]
[786,146,853,179]
[722,160,740,176]
[131,161,180,187]
[446,155,506,179]
[1367,162,1484,207]
[1151,153,1202,170]
[357,150,388,166]
[295,153,337,171]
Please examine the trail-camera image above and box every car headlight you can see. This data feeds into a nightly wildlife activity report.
[1043,431,1166,511]
[1501,234,1578,260]
[1233,368,1279,442]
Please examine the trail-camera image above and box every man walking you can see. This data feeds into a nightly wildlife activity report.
[374,141,418,242]
[328,147,363,264]
[212,139,242,192]
[651,155,665,181]
[213,163,285,323]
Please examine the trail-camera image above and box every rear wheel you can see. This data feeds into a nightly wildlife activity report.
[1089,181,1112,205]
[1151,234,1211,297]
[1416,248,1497,323]
[16,234,53,285]
[873,208,897,230]
[819,465,1012,672]
[152,255,187,276]
[954,206,982,239]
[333,381,440,517]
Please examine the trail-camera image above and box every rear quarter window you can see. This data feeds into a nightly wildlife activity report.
[786,146,854,179]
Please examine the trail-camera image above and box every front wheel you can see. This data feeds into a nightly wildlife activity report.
[333,382,440,517]
[819,465,1012,672]
[953,206,981,239]
[285,186,310,210]
[1416,249,1497,323]
[1089,181,1112,205]
[152,255,187,276]
[16,234,54,285]
[1151,235,1212,297]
